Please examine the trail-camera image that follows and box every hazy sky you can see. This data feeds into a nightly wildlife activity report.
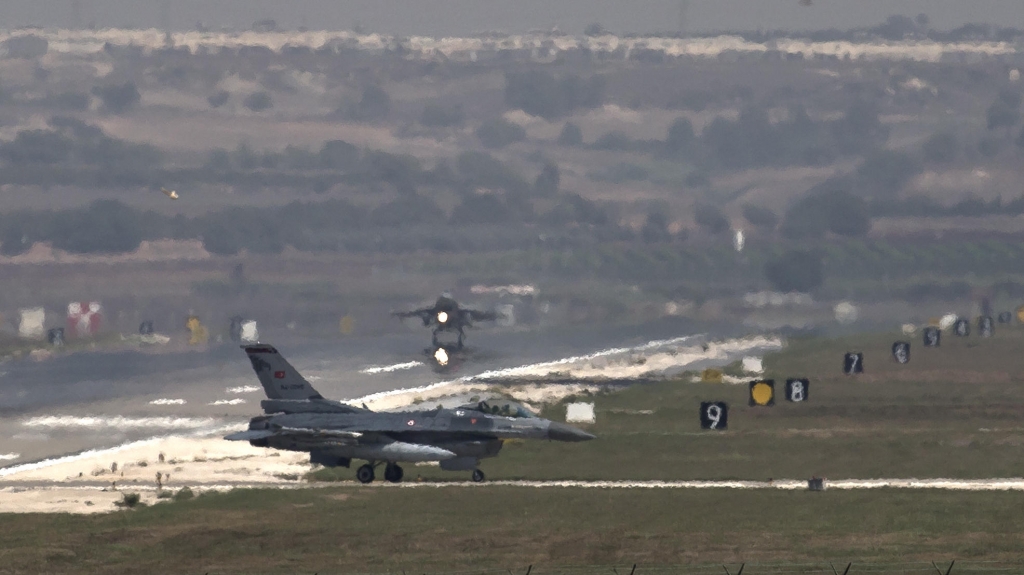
[2,1,1023,36]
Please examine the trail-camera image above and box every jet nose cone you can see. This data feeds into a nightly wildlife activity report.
[547,422,596,442]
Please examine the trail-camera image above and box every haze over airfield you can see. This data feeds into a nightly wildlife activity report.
[2,0,1023,35]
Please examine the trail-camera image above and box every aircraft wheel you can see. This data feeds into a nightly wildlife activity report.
[356,464,375,484]
[384,463,404,483]
[472,469,485,483]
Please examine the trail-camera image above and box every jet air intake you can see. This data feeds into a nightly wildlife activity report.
[547,422,596,442]
[338,441,458,462]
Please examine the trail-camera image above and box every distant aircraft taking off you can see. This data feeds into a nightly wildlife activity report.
[393,294,497,349]
[226,345,595,483]
[161,188,179,199]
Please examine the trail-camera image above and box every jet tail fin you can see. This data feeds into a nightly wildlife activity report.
[242,345,324,401]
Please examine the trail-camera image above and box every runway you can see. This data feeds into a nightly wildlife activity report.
[5,476,1024,515]
[0,318,772,470]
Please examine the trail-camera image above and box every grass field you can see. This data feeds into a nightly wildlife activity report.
[6,326,1024,572]
[3,488,1023,572]
[342,324,1024,482]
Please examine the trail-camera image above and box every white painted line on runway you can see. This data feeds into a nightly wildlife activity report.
[383,478,1024,491]
[149,399,186,405]
[22,416,219,430]
[0,425,242,478]
[7,478,1024,492]
[209,399,246,406]
[360,361,424,374]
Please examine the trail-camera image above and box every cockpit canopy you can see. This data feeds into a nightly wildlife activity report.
[461,400,537,419]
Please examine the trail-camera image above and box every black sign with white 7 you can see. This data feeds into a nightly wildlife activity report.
[843,352,863,375]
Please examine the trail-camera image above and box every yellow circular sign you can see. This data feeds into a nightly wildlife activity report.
[340,315,355,335]
[751,382,773,406]
[701,368,723,383]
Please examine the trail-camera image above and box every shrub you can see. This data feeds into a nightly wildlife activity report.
[922,131,958,164]
[781,184,870,240]
[319,140,360,171]
[558,122,584,146]
[420,102,464,127]
[475,118,526,149]
[641,207,672,243]
[51,91,90,111]
[665,118,696,152]
[591,130,633,151]
[92,83,141,114]
[457,151,529,193]
[741,204,778,230]
[173,486,194,501]
[856,150,922,198]
[118,492,141,508]
[345,85,391,121]
[534,162,560,196]
[207,90,230,108]
[504,70,604,120]
[764,250,824,293]
[243,91,273,112]
[694,203,730,235]
[4,34,48,59]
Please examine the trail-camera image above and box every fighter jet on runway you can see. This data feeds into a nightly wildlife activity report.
[226,344,595,483]
[393,293,497,349]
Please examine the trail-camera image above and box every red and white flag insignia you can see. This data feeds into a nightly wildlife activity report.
[274,371,286,379]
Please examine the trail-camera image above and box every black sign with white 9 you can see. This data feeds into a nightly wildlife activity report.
[699,401,728,430]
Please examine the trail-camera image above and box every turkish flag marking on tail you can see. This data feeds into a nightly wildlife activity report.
[274,371,286,379]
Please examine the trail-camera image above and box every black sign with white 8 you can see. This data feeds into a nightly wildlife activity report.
[785,378,809,402]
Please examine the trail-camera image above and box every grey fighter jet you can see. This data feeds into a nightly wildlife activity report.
[392,293,497,349]
[225,344,595,483]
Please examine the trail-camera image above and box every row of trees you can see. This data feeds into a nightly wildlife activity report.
[552,100,890,173]
[0,188,622,256]
[0,118,569,197]
[0,117,162,170]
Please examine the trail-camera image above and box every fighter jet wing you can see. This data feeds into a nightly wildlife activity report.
[392,309,434,325]
[279,427,363,438]
[224,429,276,441]
[225,427,363,441]
[463,309,498,322]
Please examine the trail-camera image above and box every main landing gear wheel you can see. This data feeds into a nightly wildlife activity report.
[472,469,485,483]
[356,464,375,484]
[384,463,404,483]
